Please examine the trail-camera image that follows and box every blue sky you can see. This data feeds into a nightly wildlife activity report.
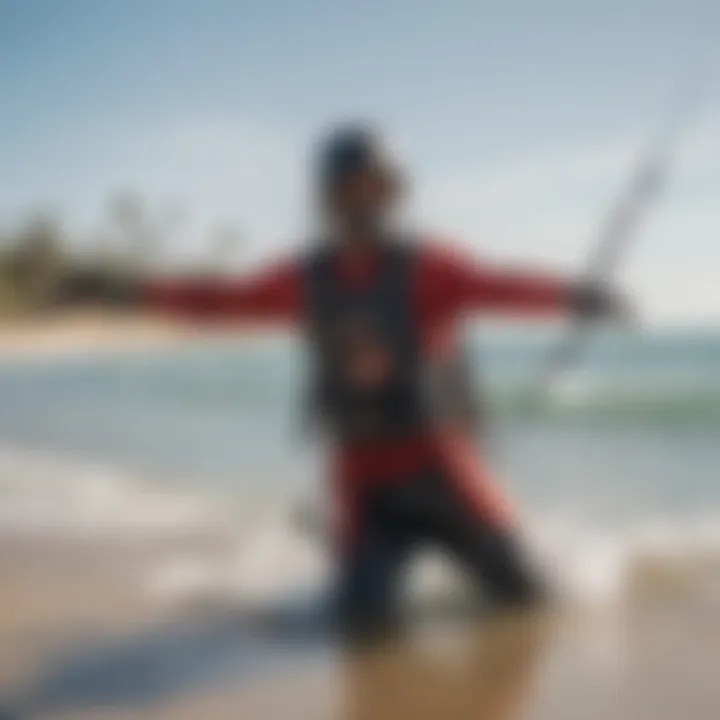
[1,0,718,322]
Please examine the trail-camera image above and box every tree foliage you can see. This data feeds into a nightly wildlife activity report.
[0,194,243,315]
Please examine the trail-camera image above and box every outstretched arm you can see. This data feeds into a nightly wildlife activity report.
[421,245,570,317]
[421,244,619,318]
[55,258,305,325]
[456,258,569,315]
[144,260,304,324]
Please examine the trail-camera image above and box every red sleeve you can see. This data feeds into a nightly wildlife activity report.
[144,258,304,324]
[418,243,571,318]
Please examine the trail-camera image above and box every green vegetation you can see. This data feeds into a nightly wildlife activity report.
[0,212,68,314]
[0,194,243,316]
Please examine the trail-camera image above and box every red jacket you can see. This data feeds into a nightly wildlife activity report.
[147,242,570,539]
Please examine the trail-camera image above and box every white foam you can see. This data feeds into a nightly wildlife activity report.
[528,512,720,606]
[144,511,720,614]
[0,445,227,539]
[147,513,328,606]
[3,444,720,612]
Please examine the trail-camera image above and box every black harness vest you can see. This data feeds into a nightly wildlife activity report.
[303,241,480,444]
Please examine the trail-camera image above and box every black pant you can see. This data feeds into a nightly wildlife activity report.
[335,466,544,640]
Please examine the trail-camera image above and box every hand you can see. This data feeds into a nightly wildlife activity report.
[569,282,632,323]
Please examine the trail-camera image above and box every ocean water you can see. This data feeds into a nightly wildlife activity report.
[1,326,719,603]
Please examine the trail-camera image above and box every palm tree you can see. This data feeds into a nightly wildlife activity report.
[5,212,67,311]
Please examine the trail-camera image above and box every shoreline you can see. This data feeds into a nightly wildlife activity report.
[2,311,717,365]
[0,311,275,363]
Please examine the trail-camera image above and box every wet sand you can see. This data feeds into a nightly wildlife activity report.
[1,531,719,720]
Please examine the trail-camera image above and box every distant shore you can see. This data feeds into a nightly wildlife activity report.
[0,310,271,362]
[2,311,717,364]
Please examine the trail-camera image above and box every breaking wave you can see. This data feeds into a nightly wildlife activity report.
[3,444,714,613]
[493,372,720,424]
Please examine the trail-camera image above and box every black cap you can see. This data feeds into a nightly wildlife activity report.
[317,124,394,194]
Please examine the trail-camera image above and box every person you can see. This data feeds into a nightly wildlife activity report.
[70,124,622,640]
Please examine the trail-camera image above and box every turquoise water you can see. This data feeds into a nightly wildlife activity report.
[0,327,719,521]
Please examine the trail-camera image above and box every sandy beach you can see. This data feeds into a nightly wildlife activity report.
[0,312,189,361]
[0,311,272,363]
